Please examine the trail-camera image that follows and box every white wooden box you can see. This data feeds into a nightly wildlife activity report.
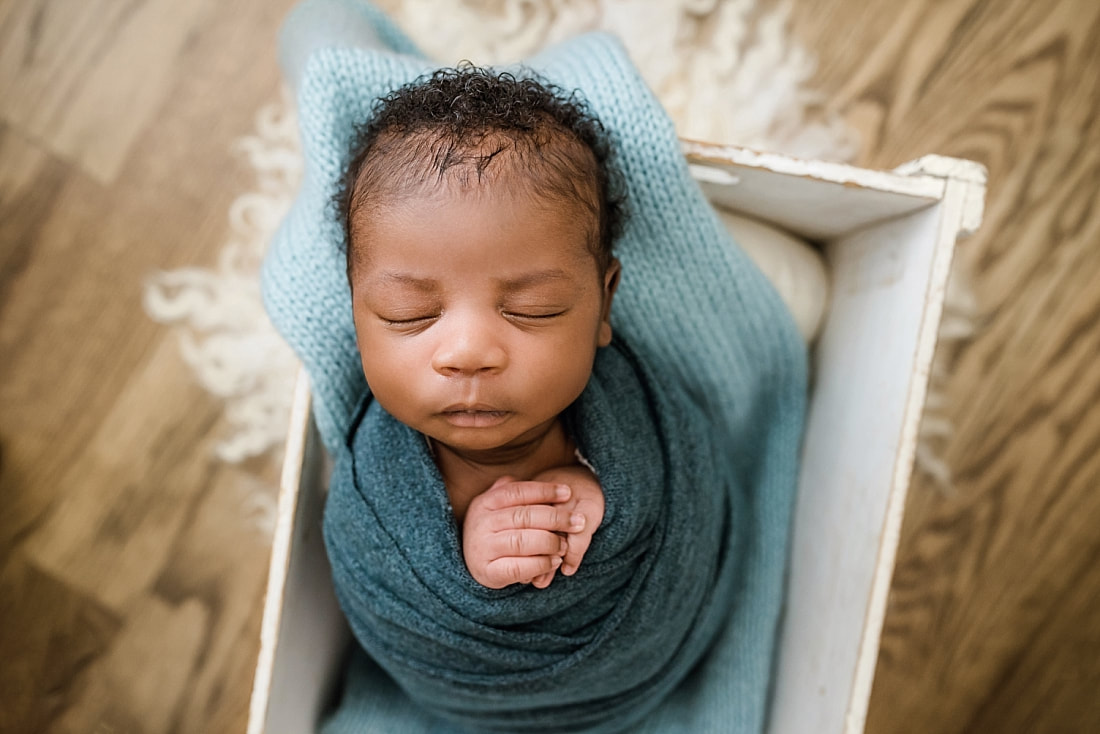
[247,144,986,734]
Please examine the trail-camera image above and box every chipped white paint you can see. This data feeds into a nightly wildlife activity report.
[689,162,742,186]
[894,155,989,237]
[682,141,947,198]
[682,142,948,240]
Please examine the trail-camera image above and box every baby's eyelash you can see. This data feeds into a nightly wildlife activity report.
[375,311,566,326]
[378,314,438,326]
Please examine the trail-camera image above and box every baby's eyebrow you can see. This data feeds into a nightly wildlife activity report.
[375,272,439,291]
[497,269,571,291]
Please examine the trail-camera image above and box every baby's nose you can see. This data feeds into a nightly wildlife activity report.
[431,318,507,377]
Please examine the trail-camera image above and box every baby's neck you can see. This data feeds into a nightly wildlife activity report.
[432,418,575,523]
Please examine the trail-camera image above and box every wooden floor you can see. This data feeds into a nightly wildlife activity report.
[1,1,1097,732]
[786,2,1100,732]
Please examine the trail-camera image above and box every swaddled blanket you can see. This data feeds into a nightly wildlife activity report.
[327,338,728,732]
[261,4,807,732]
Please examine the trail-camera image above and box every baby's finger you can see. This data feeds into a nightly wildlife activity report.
[530,570,556,589]
[489,504,586,534]
[480,479,571,511]
[486,554,562,588]
[488,530,567,560]
[561,530,594,577]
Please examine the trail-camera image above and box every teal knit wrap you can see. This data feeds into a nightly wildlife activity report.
[261,17,807,734]
[326,337,731,732]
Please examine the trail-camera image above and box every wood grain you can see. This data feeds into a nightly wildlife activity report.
[0,0,223,184]
[0,0,297,732]
[784,0,1100,731]
[1,0,1097,732]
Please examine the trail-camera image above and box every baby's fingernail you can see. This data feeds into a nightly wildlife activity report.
[555,485,571,501]
[570,513,585,531]
[562,564,576,576]
[551,556,563,568]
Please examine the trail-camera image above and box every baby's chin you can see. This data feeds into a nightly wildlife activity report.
[428,427,533,457]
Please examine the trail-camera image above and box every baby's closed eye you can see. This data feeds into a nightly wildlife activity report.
[502,308,568,321]
[377,312,439,325]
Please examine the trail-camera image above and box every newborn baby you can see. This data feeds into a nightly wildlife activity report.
[275,22,809,733]
[338,67,619,589]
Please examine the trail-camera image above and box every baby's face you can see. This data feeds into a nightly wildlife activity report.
[349,185,618,458]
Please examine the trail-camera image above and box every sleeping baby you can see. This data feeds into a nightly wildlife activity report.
[337,67,618,592]
[264,4,807,731]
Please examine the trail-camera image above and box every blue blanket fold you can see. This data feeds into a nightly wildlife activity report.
[261,5,807,732]
[326,338,732,731]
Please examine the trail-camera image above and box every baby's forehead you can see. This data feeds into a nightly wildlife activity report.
[368,182,595,245]
[345,128,607,279]
[353,164,599,244]
[348,181,599,284]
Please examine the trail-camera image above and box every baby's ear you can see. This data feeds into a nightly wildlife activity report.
[597,259,621,347]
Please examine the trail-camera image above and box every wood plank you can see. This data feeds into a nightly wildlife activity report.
[23,337,227,611]
[0,123,73,553]
[0,0,221,184]
[0,0,296,731]
[683,142,945,241]
[962,532,1100,734]
[0,553,122,733]
[781,0,1100,731]
[156,465,277,734]
[46,595,210,734]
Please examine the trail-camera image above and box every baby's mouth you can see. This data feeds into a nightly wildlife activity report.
[440,404,511,428]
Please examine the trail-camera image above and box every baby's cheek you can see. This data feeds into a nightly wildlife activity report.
[361,349,423,412]
[542,337,597,397]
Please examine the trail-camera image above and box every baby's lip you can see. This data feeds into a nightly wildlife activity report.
[440,402,506,414]
[439,404,511,428]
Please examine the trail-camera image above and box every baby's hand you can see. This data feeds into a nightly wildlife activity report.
[462,476,586,590]
[531,465,606,580]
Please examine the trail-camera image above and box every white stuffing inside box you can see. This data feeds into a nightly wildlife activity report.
[715,206,830,343]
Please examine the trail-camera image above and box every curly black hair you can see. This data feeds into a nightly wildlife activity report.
[338,65,626,280]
